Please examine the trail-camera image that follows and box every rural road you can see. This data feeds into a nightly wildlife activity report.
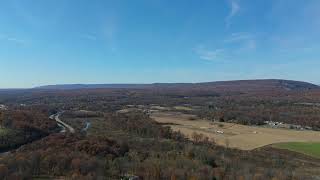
[50,112,75,133]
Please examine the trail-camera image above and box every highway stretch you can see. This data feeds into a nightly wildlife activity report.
[49,112,75,133]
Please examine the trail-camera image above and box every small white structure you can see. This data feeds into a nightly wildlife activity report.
[0,104,7,110]
[217,130,224,134]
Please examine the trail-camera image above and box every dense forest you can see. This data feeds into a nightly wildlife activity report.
[2,80,319,129]
[0,109,58,152]
[0,110,319,179]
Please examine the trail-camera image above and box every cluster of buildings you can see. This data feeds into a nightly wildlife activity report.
[264,121,284,127]
[0,104,7,110]
[264,120,313,131]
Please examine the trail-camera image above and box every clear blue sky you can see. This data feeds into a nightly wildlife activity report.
[1,0,320,88]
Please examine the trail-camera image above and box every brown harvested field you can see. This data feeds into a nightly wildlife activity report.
[151,112,320,150]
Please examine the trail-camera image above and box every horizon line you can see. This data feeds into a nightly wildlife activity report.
[1,78,319,89]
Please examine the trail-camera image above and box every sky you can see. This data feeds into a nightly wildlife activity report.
[0,0,320,88]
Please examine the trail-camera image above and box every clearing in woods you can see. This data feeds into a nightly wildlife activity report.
[273,142,320,159]
[151,112,320,150]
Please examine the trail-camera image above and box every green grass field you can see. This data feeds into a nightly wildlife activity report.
[273,142,320,159]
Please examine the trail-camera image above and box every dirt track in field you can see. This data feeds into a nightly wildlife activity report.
[151,112,320,150]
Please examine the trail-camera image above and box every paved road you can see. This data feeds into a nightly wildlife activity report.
[50,112,75,133]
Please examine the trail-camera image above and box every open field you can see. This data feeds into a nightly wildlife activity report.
[173,106,193,111]
[273,142,320,159]
[151,112,320,150]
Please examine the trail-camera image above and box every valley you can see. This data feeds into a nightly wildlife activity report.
[0,79,319,179]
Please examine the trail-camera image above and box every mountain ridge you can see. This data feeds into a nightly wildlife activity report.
[34,79,319,91]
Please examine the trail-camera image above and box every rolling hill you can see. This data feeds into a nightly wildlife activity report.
[35,79,319,92]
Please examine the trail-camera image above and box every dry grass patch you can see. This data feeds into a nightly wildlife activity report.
[151,112,320,150]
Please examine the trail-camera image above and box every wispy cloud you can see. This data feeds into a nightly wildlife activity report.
[0,34,26,45]
[194,45,224,61]
[79,33,97,40]
[225,0,240,27]
[245,39,256,50]
[103,14,118,52]
[225,32,257,51]
[224,32,253,43]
